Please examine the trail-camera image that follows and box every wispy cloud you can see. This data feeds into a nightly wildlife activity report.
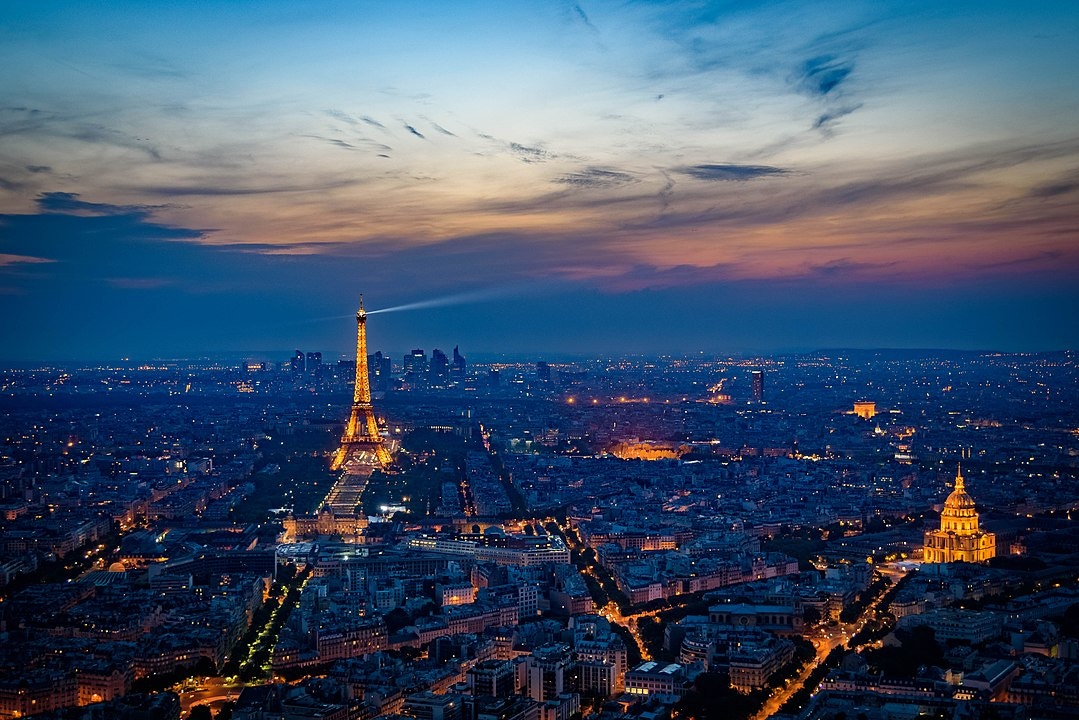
[106,277,176,289]
[0,253,55,267]
[426,119,456,137]
[35,192,167,216]
[806,257,898,278]
[554,167,634,188]
[325,109,359,125]
[138,176,370,197]
[794,54,854,96]
[1027,170,1079,199]
[678,164,789,181]
[508,142,551,163]
[571,3,599,34]
[813,103,862,133]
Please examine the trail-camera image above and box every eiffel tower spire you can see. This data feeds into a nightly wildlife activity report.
[332,297,391,469]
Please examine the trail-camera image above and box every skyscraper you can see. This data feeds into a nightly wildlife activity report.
[291,350,305,375]
[452,345,466,383]
[430,348,449,386]
[369,350,391,392]
[404,349,427,384]
[751,370,764,403]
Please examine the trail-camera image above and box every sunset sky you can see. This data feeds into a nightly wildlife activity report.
[1,1,1077,359]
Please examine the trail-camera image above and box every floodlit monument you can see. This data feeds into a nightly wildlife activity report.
[923,465,996,564]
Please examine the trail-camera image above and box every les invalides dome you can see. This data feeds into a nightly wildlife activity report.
[923,466,996,564]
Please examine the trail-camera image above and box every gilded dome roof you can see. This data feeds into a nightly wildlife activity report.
[943,467,976,511]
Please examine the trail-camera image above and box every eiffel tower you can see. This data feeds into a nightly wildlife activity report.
[331,297,392,471]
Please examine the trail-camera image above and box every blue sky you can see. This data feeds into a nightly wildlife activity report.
[1,1,1077,359]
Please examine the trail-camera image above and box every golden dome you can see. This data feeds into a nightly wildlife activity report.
[943,466,976,511]
[923,464,995,564]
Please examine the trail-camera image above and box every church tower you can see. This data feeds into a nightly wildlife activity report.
[923,465,995,563]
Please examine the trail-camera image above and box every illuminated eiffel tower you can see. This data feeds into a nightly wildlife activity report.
[331,297,392,471]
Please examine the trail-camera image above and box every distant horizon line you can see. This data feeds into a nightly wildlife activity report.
[1,346,1074,368]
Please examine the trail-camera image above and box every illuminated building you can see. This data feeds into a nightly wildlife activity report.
[923,466,996,564]
[751,370,763,403]
[853,401,876,419]
[332,297,392,470]
[624,661,686,701]
[405,348,427,381]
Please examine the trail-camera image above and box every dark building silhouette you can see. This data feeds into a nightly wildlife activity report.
[431,348,450,386]
[306,351,322,377]
[536,361,551,383]
[369,351,391,392]
[452,345,466,382]
[291,350,305,375]
[752,369,764,403]
[469,659,517,698]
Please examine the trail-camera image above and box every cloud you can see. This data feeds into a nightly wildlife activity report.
[509,142,551,163]
[571,3,599,34]
[67,123,163,161]
[302,134,392,153]
[35,192,167,217]
[0,253,55,267]
[429,121,456,137]
[361,115,386,129]
[813,103,862,132]
[1028,171,1079,199]
[2,189,1076,358]
[806,257,898,278]
[325,109,359,125]
[25,165,52,173]
[554,167,635,188]
[106,277,176,289]
[304,134,361,151]
[795,55,853,96]
[963,251,1063,271]
[403,123,426,139]
[139,176,369,197]
[678,164,789,181]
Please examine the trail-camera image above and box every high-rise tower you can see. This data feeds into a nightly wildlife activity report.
[751,370,764,403]
[332,297,392,470]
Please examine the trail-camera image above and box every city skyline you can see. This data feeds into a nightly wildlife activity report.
[2,1,1078,359]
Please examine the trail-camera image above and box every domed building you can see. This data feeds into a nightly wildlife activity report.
[923,466,995,563]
